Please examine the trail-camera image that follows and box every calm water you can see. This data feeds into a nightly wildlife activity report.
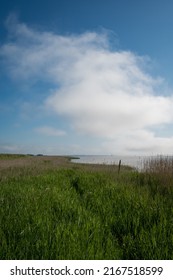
[71,155,148,170]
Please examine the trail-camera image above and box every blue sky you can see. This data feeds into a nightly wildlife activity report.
[1,0,173,155]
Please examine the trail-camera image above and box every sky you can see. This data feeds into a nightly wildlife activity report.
[1,0,173,156]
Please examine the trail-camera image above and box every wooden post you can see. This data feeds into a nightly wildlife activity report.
[118,160,121,174]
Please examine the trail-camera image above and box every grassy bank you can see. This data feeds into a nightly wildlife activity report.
[0,155,173,259]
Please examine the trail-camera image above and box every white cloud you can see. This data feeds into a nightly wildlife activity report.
[101,130,173,156]
[1,16,173,155]
[35,126,66,136]
[0,144,20,153]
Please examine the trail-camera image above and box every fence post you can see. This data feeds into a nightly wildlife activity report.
[118,160,121,174]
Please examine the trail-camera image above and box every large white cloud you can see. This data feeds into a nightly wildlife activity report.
[1,15,173,155]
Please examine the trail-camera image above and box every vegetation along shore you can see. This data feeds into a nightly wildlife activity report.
[0,153,173,259]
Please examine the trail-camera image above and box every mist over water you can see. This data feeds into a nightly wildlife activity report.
[71,155,147,170]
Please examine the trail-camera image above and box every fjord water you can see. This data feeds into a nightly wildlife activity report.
[71,155,146,170]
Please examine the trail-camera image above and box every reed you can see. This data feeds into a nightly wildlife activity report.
[141,155,173,195]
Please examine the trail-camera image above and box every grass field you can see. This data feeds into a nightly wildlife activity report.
[0,154,173,259]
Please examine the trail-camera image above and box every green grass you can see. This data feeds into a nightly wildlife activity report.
[0,153,29,160]
[0,156,173,259]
